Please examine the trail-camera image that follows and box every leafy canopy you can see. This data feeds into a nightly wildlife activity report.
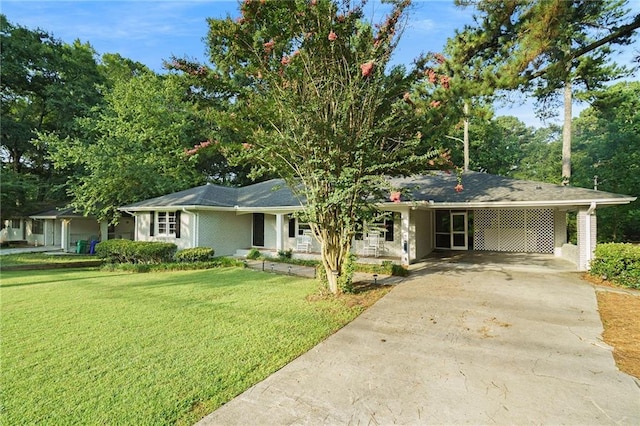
[174,0,454,293]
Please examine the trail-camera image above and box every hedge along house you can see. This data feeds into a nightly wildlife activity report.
[119,172,635,271]
[27,208,135,252]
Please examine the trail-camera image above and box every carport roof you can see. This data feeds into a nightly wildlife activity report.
[389,171,635,208]
[119,172,636,212]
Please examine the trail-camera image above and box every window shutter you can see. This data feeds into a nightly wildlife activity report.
[175,211,181,238]
[150,211,155,236]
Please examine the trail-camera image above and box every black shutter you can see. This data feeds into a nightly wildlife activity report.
[175,211,181,238]
[150,211,155,236]
[288,217,296,238]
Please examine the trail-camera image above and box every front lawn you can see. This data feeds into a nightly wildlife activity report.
[0,252,98,268]
[0,267,381,424]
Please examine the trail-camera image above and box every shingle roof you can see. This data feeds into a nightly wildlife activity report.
[119,172,635,211]
[120,179,301,210]
[30,207,86,219]
[389,171,634,206]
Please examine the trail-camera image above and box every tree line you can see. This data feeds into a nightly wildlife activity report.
[1,1,638,292]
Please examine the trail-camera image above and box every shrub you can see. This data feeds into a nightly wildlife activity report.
[277,249,293,259]
[246,248,262,260]
[101,257,246,273]
[95,240,177,264]
[590,243,640,289]
[175,247,215,263]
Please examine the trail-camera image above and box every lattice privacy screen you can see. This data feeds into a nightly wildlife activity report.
[474,209,554,253]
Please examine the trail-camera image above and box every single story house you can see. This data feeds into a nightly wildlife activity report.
[119,171,636,271]
[10,208,135,252]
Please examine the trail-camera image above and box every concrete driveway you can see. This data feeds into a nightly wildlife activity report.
[198,262,640,425]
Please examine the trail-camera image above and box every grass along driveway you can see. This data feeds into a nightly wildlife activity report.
[0,267,385,424]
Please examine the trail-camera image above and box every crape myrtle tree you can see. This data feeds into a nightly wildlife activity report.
[171,0,457,294]
[450,0,640,185]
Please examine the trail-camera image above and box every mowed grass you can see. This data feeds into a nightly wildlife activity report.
[0,253,98,267]
[0,267,366,424]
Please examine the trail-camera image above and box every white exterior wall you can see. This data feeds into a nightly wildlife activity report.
[69,219,101,242]
[413,209,434,261]
[198,211,252,256]
[134,211,193,250]
[263,214,277,249]
[553,210,567,255]
[577,208,597,271]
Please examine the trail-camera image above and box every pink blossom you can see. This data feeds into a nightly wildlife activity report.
[360,61,374,77]
[439,75,450,89]
[430,100,441,108]
[242,143,253,150]
[264,40,275,53]
[434,53,446,64]
[454,183,464,193]
[328,31,337,41]
[390,191,401,203]
[426,69,437,84]
[281,56,290,65]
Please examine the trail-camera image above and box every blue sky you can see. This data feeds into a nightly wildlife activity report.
[3,0,639,128]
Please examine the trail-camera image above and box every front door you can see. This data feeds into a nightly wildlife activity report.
[451,211,468,250]
[252,213,265,247]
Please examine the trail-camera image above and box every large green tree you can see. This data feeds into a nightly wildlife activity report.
[572,82,640,241]
[45,69,208,222]
[0,15,105,217]
[177,0,453,293]
[450,0,639,184]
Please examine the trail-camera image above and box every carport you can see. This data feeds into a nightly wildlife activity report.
[390,172,636,271]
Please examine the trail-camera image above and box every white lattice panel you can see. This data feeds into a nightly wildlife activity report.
[474,209,554,253]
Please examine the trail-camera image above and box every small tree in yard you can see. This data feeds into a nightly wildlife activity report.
[174,0,454,294]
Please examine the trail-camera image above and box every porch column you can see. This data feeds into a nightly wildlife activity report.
[401,209,411,266]
[61,219,71,252]
[577,204,597,271]
[275,213,284,251]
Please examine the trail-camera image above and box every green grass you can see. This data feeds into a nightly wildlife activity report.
[0,267,366,424]
[0,253,98,268]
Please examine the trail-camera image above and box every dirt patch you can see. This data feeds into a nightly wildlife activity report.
[596,291,640,379]
[583,273,640,379]
[307,282,392,310]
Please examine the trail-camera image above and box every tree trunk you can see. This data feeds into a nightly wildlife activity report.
[463,101,470,171]
[562,81,572,186]
[317,226,351,295]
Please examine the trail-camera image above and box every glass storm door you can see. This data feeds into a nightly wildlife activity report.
[451,211,468,250]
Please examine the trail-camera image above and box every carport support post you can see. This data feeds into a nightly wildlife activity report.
[61,219,71,252]
[401,210,411,266]
[275,214,284,252]
[577,203,597,271]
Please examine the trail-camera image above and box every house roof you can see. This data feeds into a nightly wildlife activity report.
[119,172,635,212]
[120,179,301,211]
[389,172,635,208]
[29,207,87,219]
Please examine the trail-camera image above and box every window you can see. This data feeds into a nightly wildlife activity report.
[157,212,177,236]
[10,219,21,228]
[32,219,44,235]
[356,214,395,242]
[298,222,312,236]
